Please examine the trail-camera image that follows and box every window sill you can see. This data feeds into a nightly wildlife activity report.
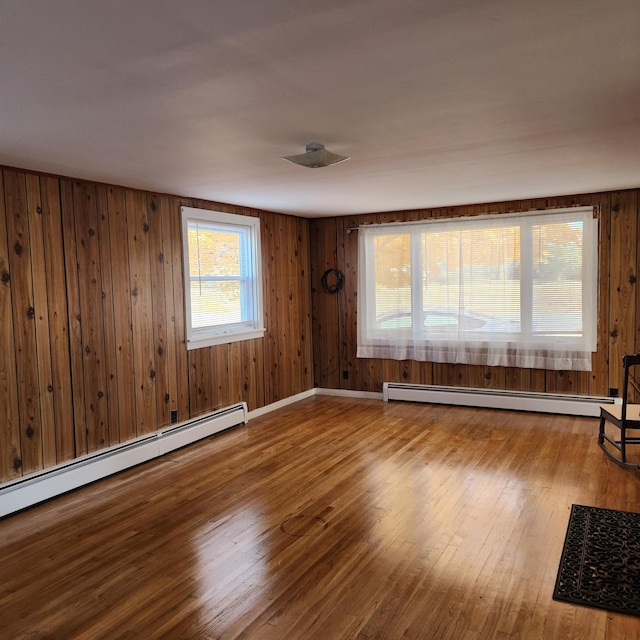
[186,327,265,350]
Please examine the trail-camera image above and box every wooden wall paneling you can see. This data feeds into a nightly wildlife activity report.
[284,215,301,395]
[432,362,457,387]
[311,217,333,389]
[448,362,464,387]
[158,195,178,418]
[297,216,312,393]
[0,171,22,481]
[458,363,483,389]
[297,216,313,392]
[367,358,386,392]
[228,341,243,405]
[529,197,551,212]
[187,350,198,417]
[195,346,213,415]
[106,186,137,442]
[483,364,507,390]
[363,358,383,392]
[306,192,633,399]
[334,216,348,390]
[505,366,531,392]
[608,190,637,392]
[39,176,74,463]
[286,216,300,396]
[262,213,279,403]
[240,340,250,408]
[215,344,230,410]
[431,363,444,387]
[352,220,382,392]
[125,189,157,435]
[529,368,547,393]
[169,198,190,422]
[399,360,419,385]
[147,194,170,427]
[195,346,210,417]
[636,193,640,395]
[444,362,467,388]
[5,170,43,473]
[343,217,361,391]
[504,367,522,391]
[418,361,433,385]
[309,219,325,387]
[253,337,266,410]
[3,161,639,479]
[591,193,612,397]
[72,181,109,452]
[266,212,281,403]
[25,175,56,467]
[558,368,577,395]
[60,180,87,455]
[240,339,256,410]
[96,185,121,446]
[382,359,399,384]
[294,218,306,392]
[276,214,292,399]
[340,210,370,392]
[322,218,340,389]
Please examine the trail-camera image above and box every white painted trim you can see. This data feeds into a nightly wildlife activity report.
[0,403,247,518]
[247,389,316,419]
[315,388,384,400]
[383,382,619,417]
[245,387,382,421]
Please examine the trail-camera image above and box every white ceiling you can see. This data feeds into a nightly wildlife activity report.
[1,0,639,217]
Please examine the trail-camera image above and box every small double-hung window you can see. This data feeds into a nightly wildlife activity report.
[181,207,264,349]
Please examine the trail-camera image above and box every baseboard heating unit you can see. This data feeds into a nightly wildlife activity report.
[0,402,247,518]
[383,383,618,417]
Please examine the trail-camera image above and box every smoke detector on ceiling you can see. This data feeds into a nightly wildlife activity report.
[282,142,350,168]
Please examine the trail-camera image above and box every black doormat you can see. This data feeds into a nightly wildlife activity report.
[553,504,640,617]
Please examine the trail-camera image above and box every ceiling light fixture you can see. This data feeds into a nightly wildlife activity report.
[282,142,350,168]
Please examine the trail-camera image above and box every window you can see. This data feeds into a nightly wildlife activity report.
[357,207,598,371]
[181,207,264,349]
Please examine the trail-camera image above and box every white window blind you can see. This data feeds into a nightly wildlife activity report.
[357,207,598,370]
[181,207,264,349]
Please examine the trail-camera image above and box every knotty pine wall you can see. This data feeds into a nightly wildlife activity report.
[310,190,639,400]
[0,167,313,483]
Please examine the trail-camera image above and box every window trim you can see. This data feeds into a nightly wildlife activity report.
[181,206,264,350]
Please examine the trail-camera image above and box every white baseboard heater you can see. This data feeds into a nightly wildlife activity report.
[0,402,247,518]
[383,383,618,417]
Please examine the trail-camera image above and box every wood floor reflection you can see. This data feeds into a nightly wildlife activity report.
[2,396,640,639]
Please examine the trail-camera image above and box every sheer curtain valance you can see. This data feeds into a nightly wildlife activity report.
[357,207,598,371]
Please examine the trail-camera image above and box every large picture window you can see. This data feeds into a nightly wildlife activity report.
[357,207,598,370]
[181,207,264,349]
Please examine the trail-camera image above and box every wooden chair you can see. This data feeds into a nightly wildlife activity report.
[599,354,640,469]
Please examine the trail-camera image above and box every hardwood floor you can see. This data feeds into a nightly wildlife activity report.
[1,396,640,639]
